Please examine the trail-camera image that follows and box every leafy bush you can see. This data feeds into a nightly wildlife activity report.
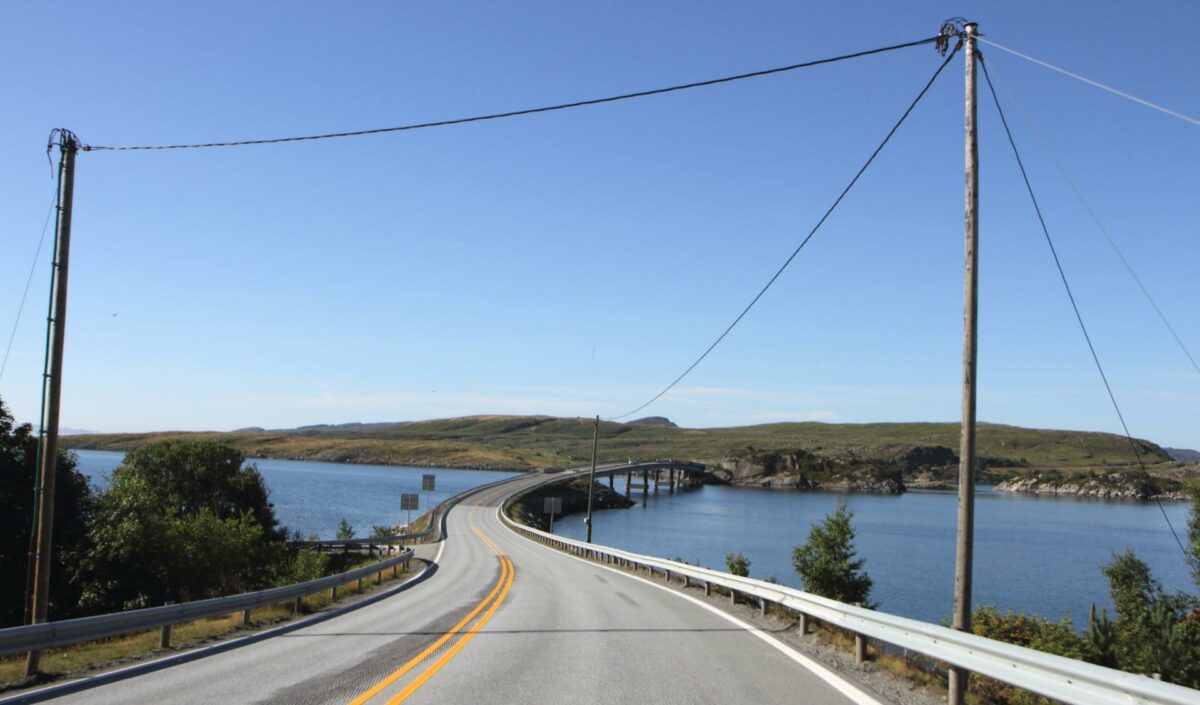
[725,552,750,577]
[792,501,875,607]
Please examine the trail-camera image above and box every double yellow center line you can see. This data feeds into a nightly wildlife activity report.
[347,524,514,705]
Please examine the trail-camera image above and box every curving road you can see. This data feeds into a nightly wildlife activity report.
[12,472,879,705]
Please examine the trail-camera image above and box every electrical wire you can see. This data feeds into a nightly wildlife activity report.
[606,41,962,421]
[984,65,1200,379]
[978,37,1200,128]
[0,191,57,384]
[979,54,1189,560]
[80,36,941,152]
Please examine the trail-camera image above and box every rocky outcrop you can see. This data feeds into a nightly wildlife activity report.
[995,472,1188,500]
[710,449,905,494]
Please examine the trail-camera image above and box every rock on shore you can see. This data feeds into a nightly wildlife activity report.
[995,472,1188,500]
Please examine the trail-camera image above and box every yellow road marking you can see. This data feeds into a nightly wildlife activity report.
[346,546,509,705]
[470,524,503,555]
[385,555,514,705]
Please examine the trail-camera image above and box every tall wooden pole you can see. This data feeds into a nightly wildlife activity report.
[25,131,79,676]
[949,22,979,705]
[585,415,599,543]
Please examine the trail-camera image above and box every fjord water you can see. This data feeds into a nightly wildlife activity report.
[555,482,1193,627]
[72,450,519,540]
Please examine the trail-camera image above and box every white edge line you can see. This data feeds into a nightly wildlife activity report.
[0,558,435,705]
[494,505,885,705]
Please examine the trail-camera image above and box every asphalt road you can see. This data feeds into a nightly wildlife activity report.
[14,471,879,705]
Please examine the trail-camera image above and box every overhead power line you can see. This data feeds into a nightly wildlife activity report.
[606,41,962,421]
[978,37,1200,128]
[983,65,1200,379]
[0,191,57,384]
[80,36,941,152]
[978,55,1189,561]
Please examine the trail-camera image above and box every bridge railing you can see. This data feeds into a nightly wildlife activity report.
[0,549,414,658]
[498,481,1197,705]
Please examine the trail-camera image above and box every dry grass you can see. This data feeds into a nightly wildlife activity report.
[0,559,416,692]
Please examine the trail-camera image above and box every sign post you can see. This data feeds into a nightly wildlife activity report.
[543,496,562,533]
[400,493,420,531]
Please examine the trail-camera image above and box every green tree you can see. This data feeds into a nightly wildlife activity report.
[78,440,285,610]
[725,552,750,577]
[792,501,875,608]
[1101,549,1200,686]
[370,523,399,538]
[336,518,355,540]
[0,396,93,626]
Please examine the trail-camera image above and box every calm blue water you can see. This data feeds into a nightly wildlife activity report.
[554,481,1195,627]
[72,450,519,540]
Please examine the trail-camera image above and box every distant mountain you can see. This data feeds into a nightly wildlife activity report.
[1165,447,1200,462]
[627,416,678,428]
[231,422,413,434]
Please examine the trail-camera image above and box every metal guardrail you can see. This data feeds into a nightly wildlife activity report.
[0,549,413,658]
[499,479,1199,705]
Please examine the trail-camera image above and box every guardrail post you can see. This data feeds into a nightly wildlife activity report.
[242,608,252,625]
[730,589,737,606]
[855,634,867,664]
[159,602,174,648]
[376,570,382,585]
[392,564,399,579]
[683,576,690,588]
[798,613,809,635]
[356,577,364,591]
[759,598,767,616]
[293,596,302,613]
[704,581,711,596]
[330,585,338,601]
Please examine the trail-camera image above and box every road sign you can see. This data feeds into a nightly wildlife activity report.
[543,497,562,515]
[401,493,420,511]
[422,474,436,492]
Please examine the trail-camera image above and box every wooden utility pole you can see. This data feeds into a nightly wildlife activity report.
[950,22,979,705]
[585,415,599,543]
[25,131,79,676]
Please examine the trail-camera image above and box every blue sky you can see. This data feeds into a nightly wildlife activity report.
[2,2,1197,448]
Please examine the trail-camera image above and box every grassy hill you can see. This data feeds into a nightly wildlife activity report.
[65,415,1180,482]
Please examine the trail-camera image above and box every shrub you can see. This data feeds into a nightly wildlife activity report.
[725,552,750,577]
[792,501,875,607]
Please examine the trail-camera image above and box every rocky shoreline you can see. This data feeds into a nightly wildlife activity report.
[994,472,1189,500]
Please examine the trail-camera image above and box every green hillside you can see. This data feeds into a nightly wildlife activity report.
[66,415,1177,480]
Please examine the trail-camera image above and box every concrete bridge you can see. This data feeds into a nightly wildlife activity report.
[1,464,1192,705]
[592,459,706,495]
